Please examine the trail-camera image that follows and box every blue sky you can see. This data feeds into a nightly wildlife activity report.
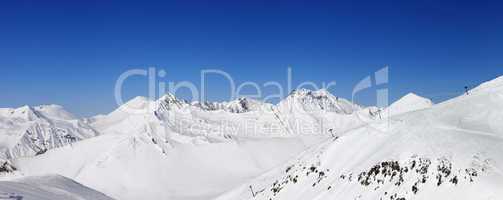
[1,0,502,117]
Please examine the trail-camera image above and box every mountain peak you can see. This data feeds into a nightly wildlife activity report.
[33,104,76,120]
[288,88,337,99]
[385,92,432,116]
[288,88,312,97]
[1,104,79,121]
[0,105,39,120]
[158,93,178,102]
[314,88,329,95]
[156,93,186,112]
[401,92,425,100]
[399,93,432,103]
[281,88,360,114]
[18,105,34,113]
[192,97,271,113]
[121,96,152,110]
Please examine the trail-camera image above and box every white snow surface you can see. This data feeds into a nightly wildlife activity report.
[382,93,433,117]
[1,76,503,200]
[15,133,324,199]
[12,89,364,199]
[0,175,112,200]
[215,77,503,200]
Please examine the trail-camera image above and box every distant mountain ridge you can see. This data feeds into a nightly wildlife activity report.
[0,105,98,160]
[0,88,433,162]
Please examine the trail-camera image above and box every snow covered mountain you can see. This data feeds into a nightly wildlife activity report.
[2,88,368,200]
[0,105,99,160]
[192,97,273,113]
[2,76,503,200]
[381,93,433,117]
[276,88,370,135]
[215,77,503,200]
[90,88,367,148]
[279,89,361,114]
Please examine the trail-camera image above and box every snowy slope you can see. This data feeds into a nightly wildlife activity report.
[275,89,370,135]
[90,88,367,148]
[470,75,503,94]
[9,88,367,199]
[3,77,503,200]
[382,93,433,117]
[0,105,98,159]
[0,175,113,200]
[215,76,503,200]
[14,130,325,200]
[277,89,360,115]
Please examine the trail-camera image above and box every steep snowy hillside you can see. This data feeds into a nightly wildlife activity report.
[0,175,113,200]
[0,105,98,159]
[215,77,503,200]
[276,89,371,135]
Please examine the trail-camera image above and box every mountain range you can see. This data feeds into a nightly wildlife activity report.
[1,76,502,200]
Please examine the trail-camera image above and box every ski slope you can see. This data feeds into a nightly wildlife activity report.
[215,77,503,200]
